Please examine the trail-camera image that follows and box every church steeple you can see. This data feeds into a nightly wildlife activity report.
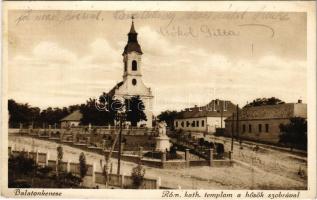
[123,16,143,55]
[129,16,137,34]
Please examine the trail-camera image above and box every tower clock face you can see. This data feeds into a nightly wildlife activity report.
[132,79,137,86]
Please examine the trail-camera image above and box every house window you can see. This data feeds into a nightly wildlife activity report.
[223,101,228,111]
[196,120,199,127]
[258,124,262,133]
[265,124,269,132]
[201,120,205,127]
[176,121,178,128]
[132,60,137,71]
[249,124,252,133]
[242,124,246,133]
[181,121,184,127]
[192,121,195,127]
[186,121,189,127]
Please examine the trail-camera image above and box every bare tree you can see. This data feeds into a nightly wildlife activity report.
[79,152,88,183]
[101,134,119,188]
[56,145,63,177]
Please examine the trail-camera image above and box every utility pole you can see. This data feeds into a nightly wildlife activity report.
[231,113,235,152]
[220,101,223,129]
[236,104,239,140]
[117,112,126,175]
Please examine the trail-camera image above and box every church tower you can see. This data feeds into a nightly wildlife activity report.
[108,17,154,128]
[122,17,143,82]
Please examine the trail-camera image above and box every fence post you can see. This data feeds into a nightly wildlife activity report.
[48,125,52,138]
[46,151,49,166]
[58,130,62,142]
[156,177,161,189]
[229,151,232,160]
[121,174,125,188]
[209,148,213,167]
[19,123,23,134]
[92,162,96,184]
[161,152,166,168]
[185,149,190,167]
[139,146,143,161]
[88,123,92,132]
[55,159,58,174]
[8,146,12,156]
[35,150,39,164]
[73,132,77,144]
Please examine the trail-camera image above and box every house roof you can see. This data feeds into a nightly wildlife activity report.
[176,99,236,119]
[225,103,307,121]
[60,110,83,122]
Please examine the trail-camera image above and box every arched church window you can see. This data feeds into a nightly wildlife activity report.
[124,60,127,72]
[132,60,137,71]
[132,79,137,86]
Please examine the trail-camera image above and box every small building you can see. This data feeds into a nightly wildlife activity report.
[174,99,237,133]
[224,100,307,144]
[60,110,83,128]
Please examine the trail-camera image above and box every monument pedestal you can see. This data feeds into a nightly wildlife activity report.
[155,135,171,152]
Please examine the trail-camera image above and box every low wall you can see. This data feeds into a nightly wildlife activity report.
[212,160,234,167]
[48,160,56,169]
[162,160,187,169]
[140,159,162,168]
[11,134,233,170]
[189,160,209,167]
[69,163,93,176]
[9,148,158,189]
[94,172,158,189]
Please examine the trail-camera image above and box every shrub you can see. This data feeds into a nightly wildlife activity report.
[79,152,88,181]
[131,163,145,189]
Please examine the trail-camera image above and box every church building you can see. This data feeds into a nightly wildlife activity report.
[108,18,154,128]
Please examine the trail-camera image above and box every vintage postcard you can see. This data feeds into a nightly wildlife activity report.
[1,1,316,199]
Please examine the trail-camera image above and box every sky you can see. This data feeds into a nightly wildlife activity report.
[7,10,307,114]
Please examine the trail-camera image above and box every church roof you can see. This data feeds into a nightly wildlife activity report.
[123,21,143,55]
[129,21,137,34]
[60,110,83,122]
[108,81,124,97]
[123,43,143,55]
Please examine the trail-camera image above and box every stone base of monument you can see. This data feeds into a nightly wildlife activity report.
[155,135,171,152]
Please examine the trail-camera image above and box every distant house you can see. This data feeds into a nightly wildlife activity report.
[224,100,307,144]
[174,99,237,133]
[60,110,83,128]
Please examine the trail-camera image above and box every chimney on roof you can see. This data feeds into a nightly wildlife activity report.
[298,99,302,103]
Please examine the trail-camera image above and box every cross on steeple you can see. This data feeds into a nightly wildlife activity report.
[123,16,143,55]
[129,15,136,34]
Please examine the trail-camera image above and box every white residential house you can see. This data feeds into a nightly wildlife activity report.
[174,99,236,133]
